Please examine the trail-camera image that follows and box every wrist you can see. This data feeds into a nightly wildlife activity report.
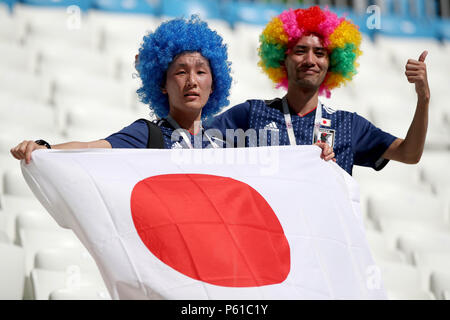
[35,139,51,149]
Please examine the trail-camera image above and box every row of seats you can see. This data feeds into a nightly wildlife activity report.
[1,3,449,300]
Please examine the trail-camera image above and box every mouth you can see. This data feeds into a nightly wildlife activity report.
[184,92,200,98]
[300,69,319,75]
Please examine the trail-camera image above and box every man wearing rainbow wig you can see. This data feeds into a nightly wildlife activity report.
[210,6,430,175]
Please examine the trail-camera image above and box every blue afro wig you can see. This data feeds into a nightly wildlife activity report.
[136,16,232,120]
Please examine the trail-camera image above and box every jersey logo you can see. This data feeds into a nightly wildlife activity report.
[264,121,279,131]
[314,128,335,148]
[171,142,183,149]
[323,105,336,115]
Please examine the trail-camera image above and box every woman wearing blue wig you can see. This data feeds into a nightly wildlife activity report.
[11,16,233,162]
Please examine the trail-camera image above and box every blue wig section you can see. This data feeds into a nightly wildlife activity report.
[136,16,232,120]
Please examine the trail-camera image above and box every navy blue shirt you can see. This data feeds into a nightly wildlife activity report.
[105,118,221,149]
[207,98,397,175]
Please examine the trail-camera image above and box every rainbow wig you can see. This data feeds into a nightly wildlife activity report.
[136,16,232,119]
[258,6,362,98]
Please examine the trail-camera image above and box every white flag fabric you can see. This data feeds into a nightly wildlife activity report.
[21,146,386,300]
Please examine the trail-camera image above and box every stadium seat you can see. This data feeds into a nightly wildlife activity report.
[161,0,222,20]
[430,270,450,300]
[0,70,52,104]
[396,230,450,264]
[36,44,118,80]
[386,289,435,300]
[53,75,135,111]
[0,96,59,132]
[367,190,447,231]
[17,228,83,275]
[15,210,59,234]
[413,251,450,274]
[34,246,98,273]
[0,242,25,299]
[30,268,108,300]
[91,0,158,15]
[419,151,450,193]
[0,229,10,243]
[365,230,407,264]
[0,208,17,243]
[378,261,429,296]
[49,285,111,300]
[0,42,37,73]
[0,194,44,215]
[3,168,34,197]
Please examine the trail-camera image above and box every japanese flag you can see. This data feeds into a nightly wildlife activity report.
[21,146,386,299]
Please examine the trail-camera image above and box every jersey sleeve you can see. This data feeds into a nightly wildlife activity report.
[104,119,149,148]
[351,113,398,170]
[208,101,251,132]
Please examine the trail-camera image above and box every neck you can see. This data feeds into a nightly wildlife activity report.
[285,85,319,116]
[168,108,202,133]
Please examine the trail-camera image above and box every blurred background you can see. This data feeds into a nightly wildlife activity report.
[0,0,449,300]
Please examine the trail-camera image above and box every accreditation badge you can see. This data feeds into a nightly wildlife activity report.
[314,128,335,148]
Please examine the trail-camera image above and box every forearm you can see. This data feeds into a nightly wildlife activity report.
[400,97,429,163]
[384,98,429,164]
[50,140,112,149]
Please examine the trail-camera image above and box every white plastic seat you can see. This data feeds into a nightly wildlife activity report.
[0,243,25,299]
[0,229,10,243]
[378,261,429,295]
[396,231,450,264]
[386,289,435,300]
[16,210,60,234]
[17,228,83,275]
[53,75,135,111]
[365,230,406,264]
[0,70,52,103]
[379,218,450,251]
[0,194,44,215]
[49,285,111,300]
[0,42,38,73]
[0,94,59,132]
[0,208,18,244]
[36,44,117,79]
[430,271,450,300]
[419,151,450,192]
[30,268,109,300]
[413,252,450,274]
[367,189,447,230]
[34,246,98,273]
[3,167,35,197]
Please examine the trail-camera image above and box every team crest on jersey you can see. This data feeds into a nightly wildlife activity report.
[314,128,335,148]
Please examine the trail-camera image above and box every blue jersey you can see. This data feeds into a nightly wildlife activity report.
[207,98,397,175]
[105,118,219,149]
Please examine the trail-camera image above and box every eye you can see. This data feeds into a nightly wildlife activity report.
[175,70,186,75]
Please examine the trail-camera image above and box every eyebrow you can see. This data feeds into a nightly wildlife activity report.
[174,61,208,68]
[294,45,326,51]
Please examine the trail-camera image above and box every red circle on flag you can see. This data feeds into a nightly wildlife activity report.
[130,174,290,287]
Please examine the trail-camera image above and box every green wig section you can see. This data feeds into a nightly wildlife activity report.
[258,35,286,69]
[329,43,358,79]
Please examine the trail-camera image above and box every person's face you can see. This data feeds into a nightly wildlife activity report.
[284,35,329,90]
[162,52,213,115]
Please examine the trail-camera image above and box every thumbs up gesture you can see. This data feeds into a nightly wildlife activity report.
[405,51,430,101]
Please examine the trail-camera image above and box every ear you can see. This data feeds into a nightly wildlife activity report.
[161,86,167,94]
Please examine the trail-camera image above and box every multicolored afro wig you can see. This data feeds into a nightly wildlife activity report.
[136,16,232,119]
[258,6,362,98]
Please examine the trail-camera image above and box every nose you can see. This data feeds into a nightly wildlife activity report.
[303,50,315,66]
[186,71,198,88]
